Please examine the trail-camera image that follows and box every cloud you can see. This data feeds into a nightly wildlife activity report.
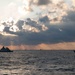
[0,20,75,46]
[21,0,33,12]
[1,7,75,46]
[16,20,24,30]
[18,5,32,16]
[21,0,65,12]
[1,0,75,49]
[72,0,75,6]
[9,25,20,32]
[19,22,75,45]
[62,11,75,22]
[20,0,51,13]
[0,25,5,32]
[39,16,50,23]
[23,0,51,6]
[33,0,51,5]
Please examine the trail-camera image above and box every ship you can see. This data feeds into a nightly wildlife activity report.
[0,46,13,52]
[73,50,75,53]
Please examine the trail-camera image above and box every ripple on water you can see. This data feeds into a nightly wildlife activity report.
[0,50,75,75]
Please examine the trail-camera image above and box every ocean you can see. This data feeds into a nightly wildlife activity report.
[0,50,75,75]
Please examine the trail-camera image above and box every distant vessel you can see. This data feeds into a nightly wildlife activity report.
[0,46,13,52]
[73,50,75,53]
[40,49,42,50]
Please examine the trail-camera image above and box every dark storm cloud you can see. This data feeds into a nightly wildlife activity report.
[25,18,39,27]
[22,0,51,12]
[16,20,24,30]
[63,11,75,22]
[34,0,51,5]
[17,22,75,45]
[1,21,75,46]
[39,16,50,23]
[1,10,75,46]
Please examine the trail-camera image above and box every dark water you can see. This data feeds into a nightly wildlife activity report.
[0,50,75,75]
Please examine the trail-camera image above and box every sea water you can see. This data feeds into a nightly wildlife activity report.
[0,50,75,75]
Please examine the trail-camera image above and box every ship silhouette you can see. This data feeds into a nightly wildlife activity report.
[73,50,75,53]
[0,46,13,52]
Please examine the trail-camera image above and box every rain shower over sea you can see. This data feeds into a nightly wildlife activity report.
[0,50,75,75]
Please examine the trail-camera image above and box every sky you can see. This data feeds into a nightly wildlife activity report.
[0,0,75,50]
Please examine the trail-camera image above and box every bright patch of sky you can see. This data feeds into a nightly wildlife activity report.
[0,0,73,21]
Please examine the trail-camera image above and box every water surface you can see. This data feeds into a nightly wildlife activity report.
[0,50,75,75]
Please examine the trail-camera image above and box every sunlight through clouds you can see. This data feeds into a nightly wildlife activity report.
[0,0,75,50]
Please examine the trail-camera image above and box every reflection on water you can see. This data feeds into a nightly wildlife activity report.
[0,50,75,75]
